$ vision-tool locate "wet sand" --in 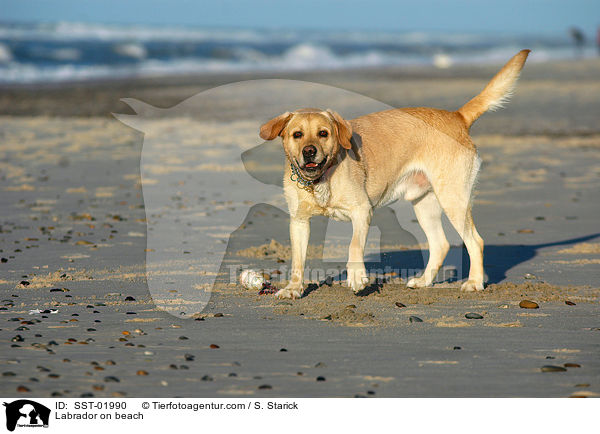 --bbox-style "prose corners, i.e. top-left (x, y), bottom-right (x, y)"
top-left (1, 58), bottom-right (599, 397)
